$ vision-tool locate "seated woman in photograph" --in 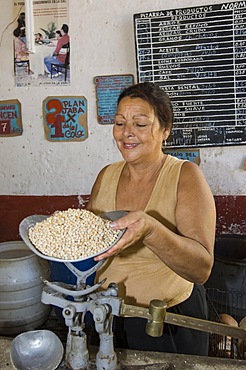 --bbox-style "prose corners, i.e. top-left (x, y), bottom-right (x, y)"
top-left (13, 27), bottom-right (29, 64)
